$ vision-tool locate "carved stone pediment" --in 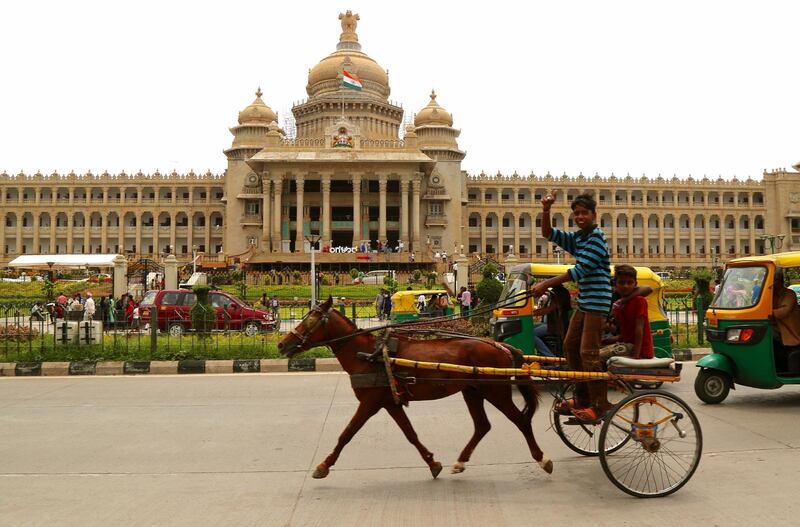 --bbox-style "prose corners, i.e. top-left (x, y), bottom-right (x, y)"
top-left (325, 118), bottom-right (361, 149)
